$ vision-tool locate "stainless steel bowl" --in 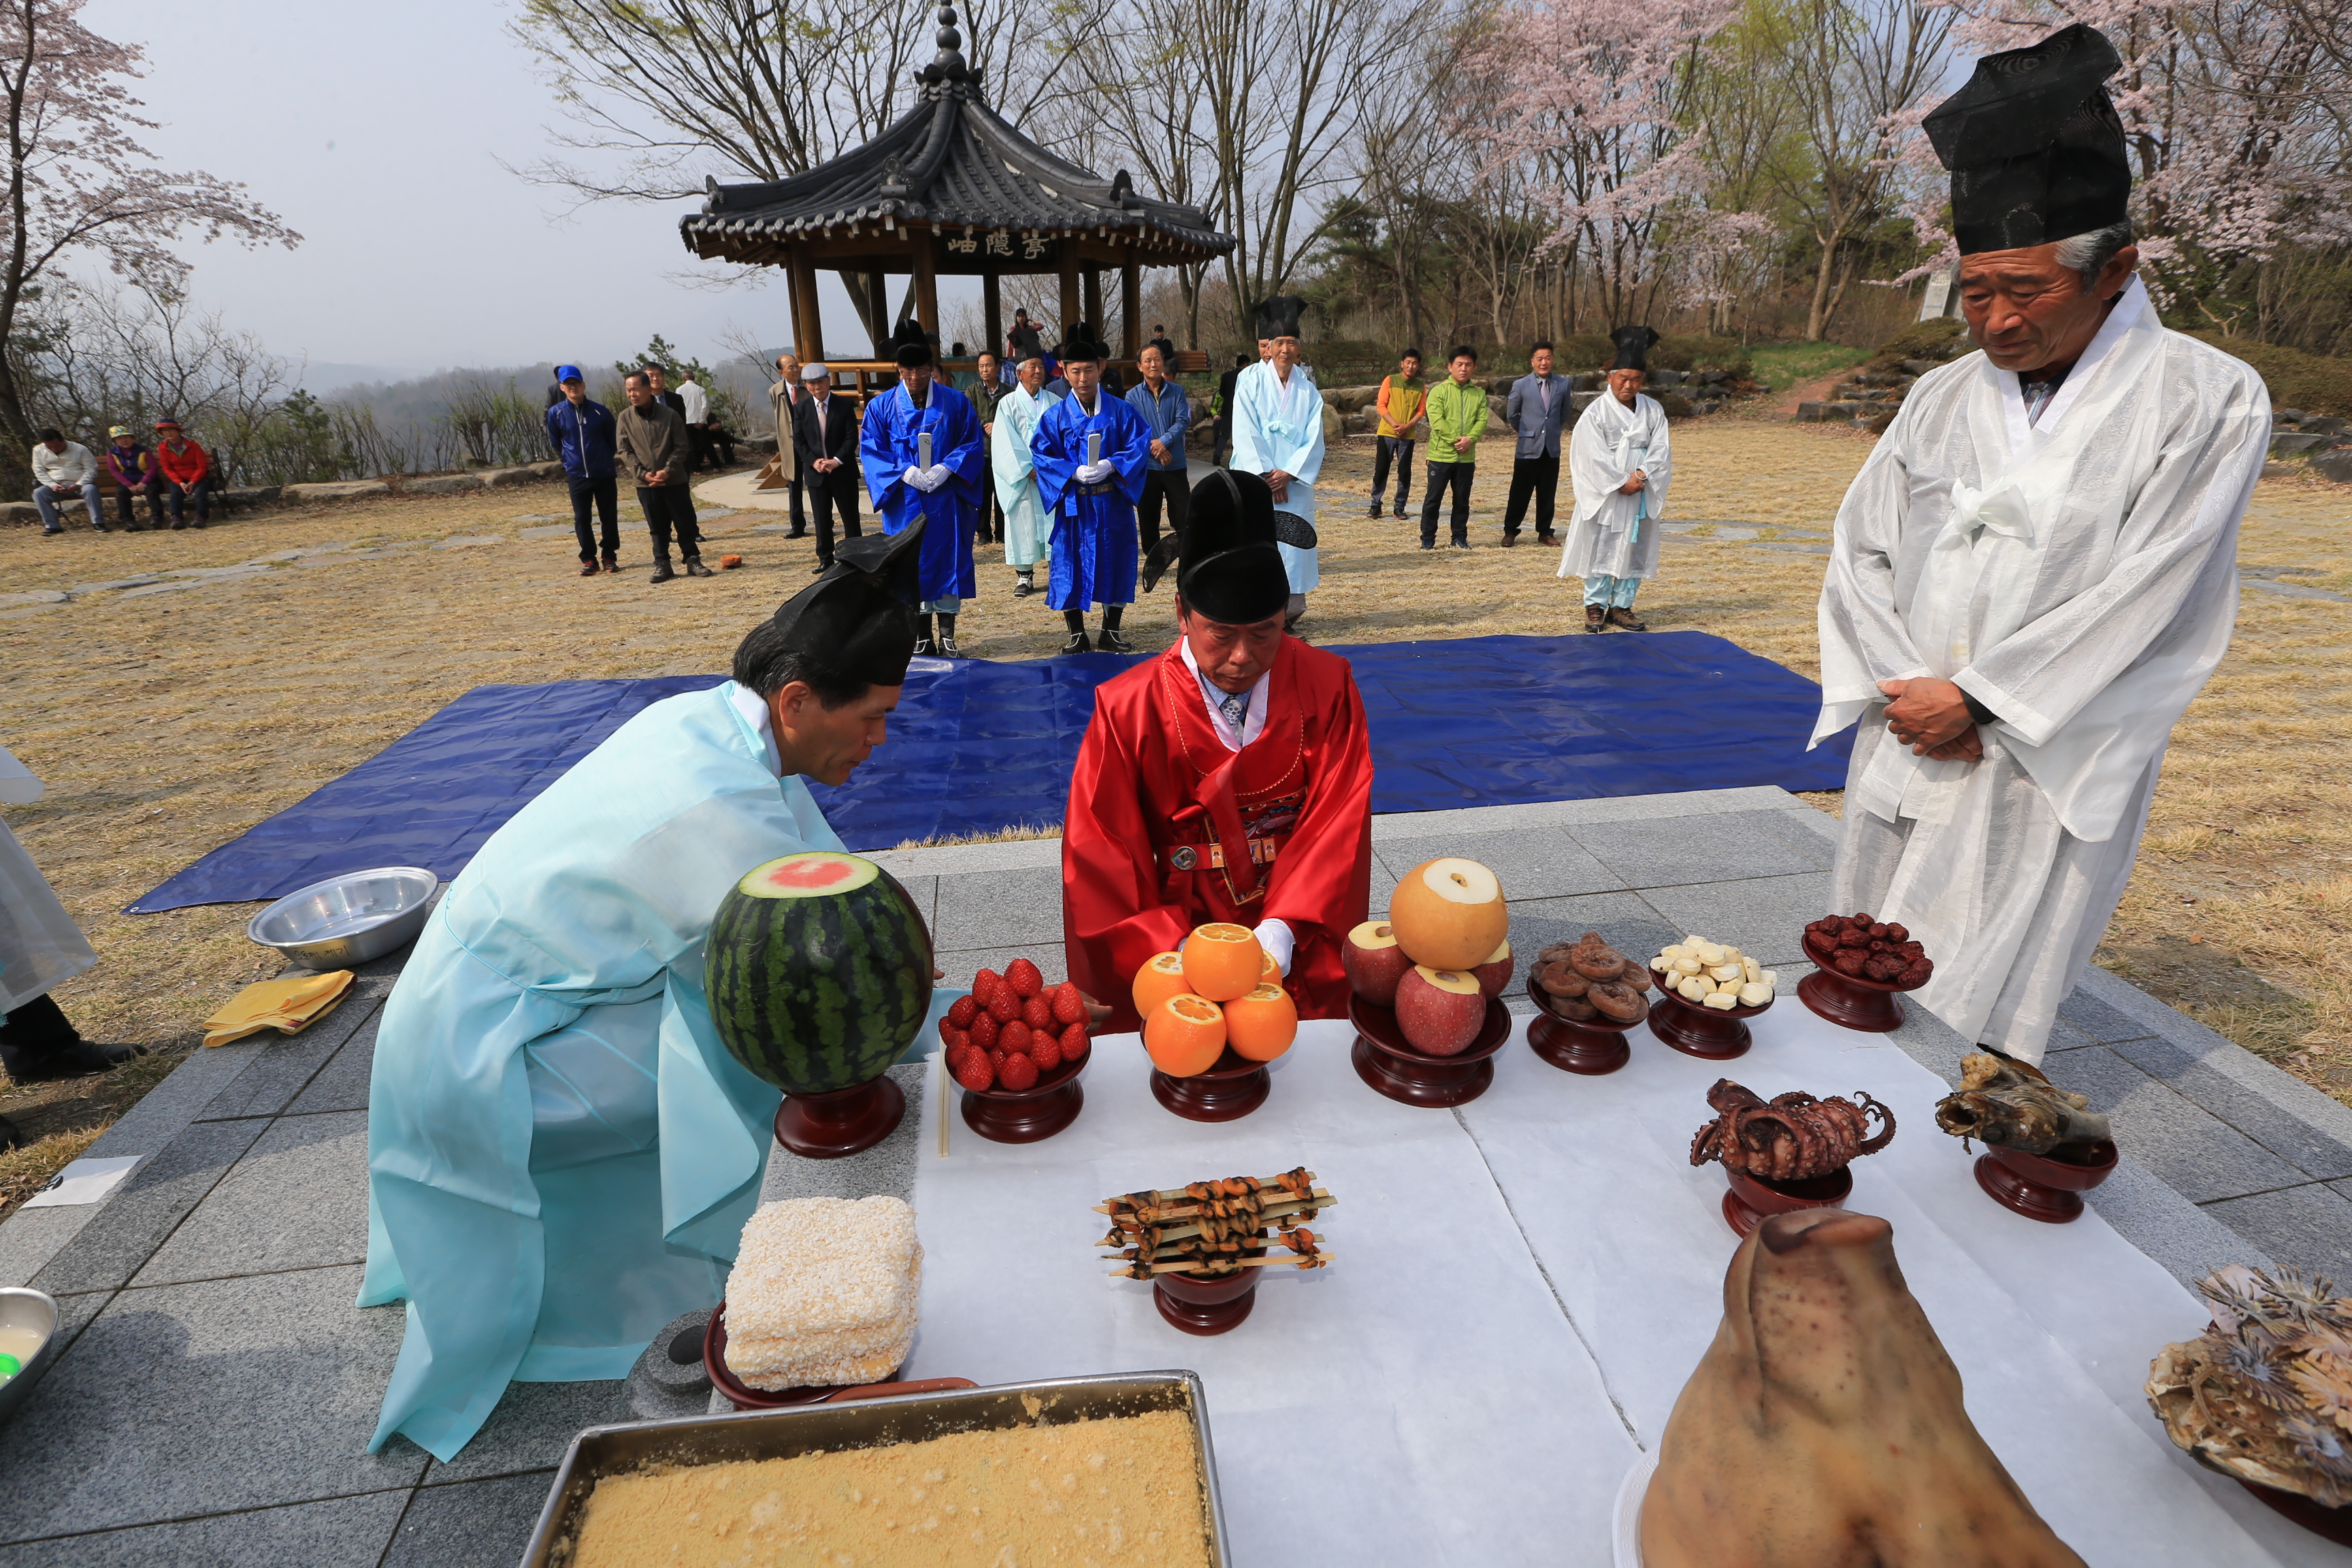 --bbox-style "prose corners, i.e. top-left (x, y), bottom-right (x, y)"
top-left (0, 1286), bottom-right (60, 1426)
top-left (246, 866), bottom-right (438, 970)
top-left (521, 1370), bottom-right (1229, 1566)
